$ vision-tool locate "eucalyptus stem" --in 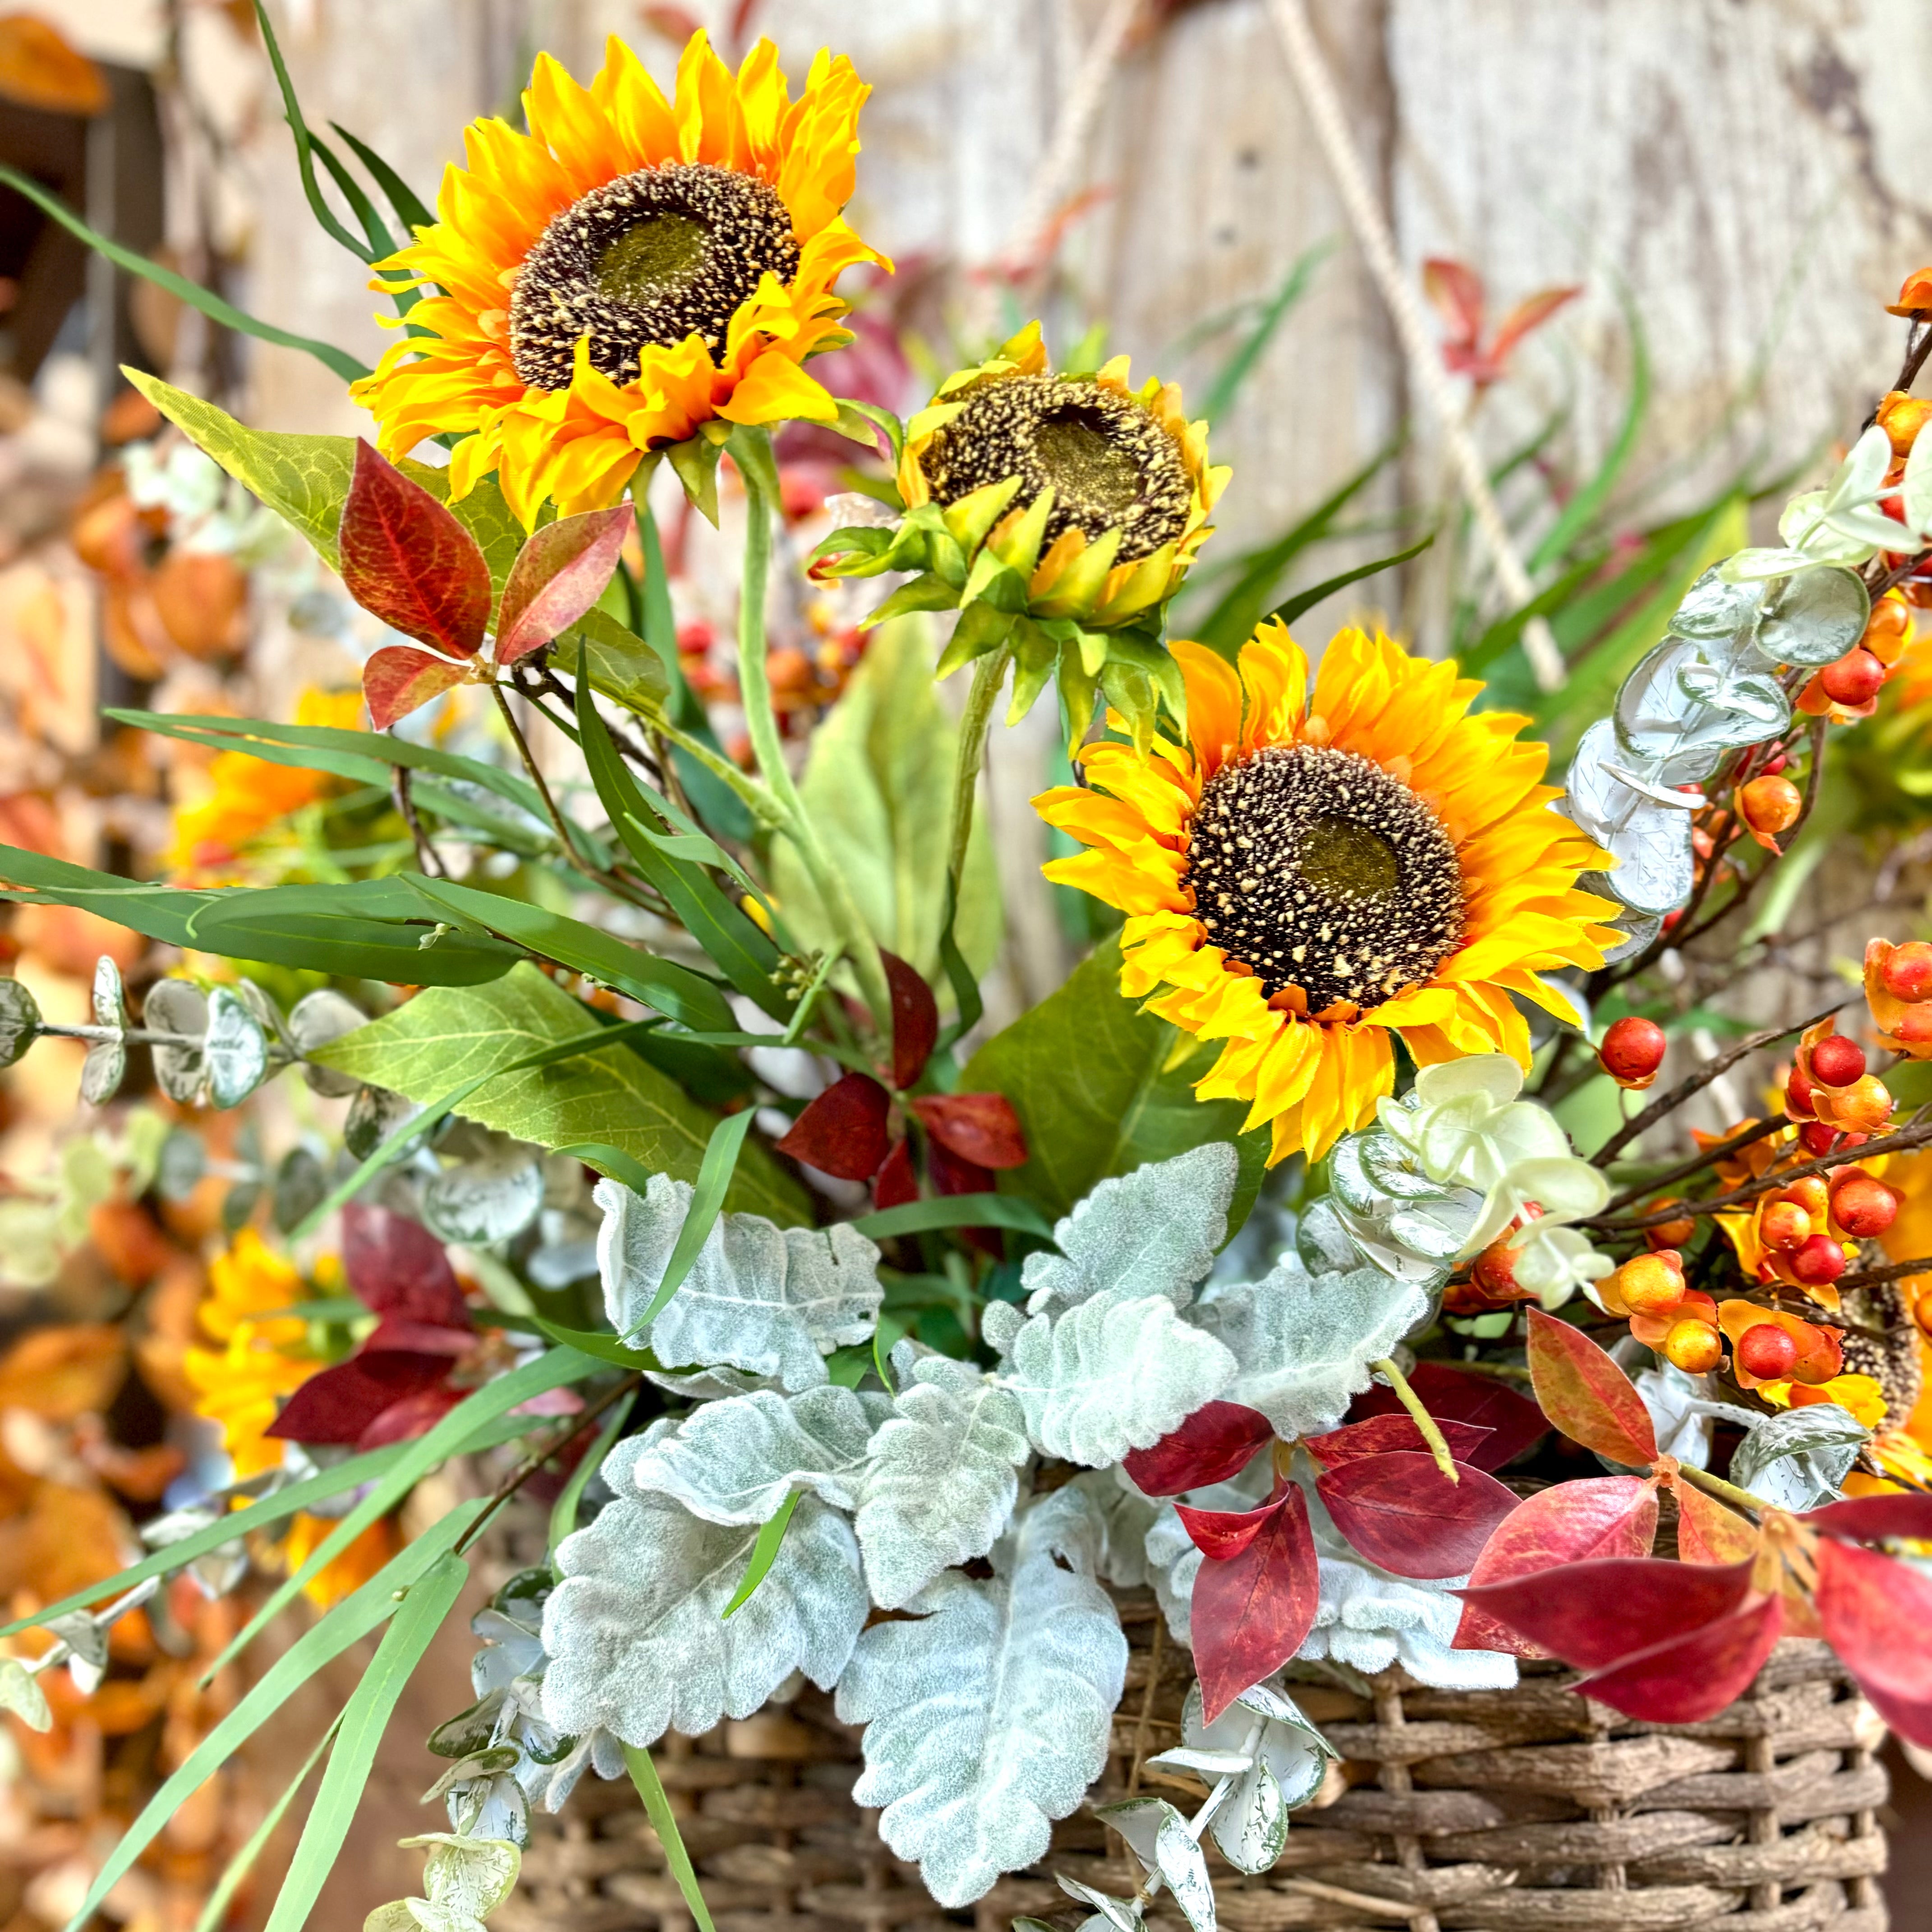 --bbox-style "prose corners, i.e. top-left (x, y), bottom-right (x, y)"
top-left (729, 427), bottom-right (892, 1028)
top-left (1674, 1461), bottom-right (1764, 1518)
top-left (948, 644), bottom-right (1012, 886)
top-left (1371, 1356), bottom-right (1459, 1483)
